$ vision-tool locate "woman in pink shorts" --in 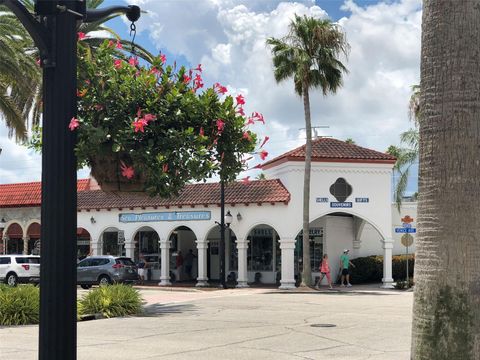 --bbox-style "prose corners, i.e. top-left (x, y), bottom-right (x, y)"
top-left (317, 254), bottom-right (333, 289)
